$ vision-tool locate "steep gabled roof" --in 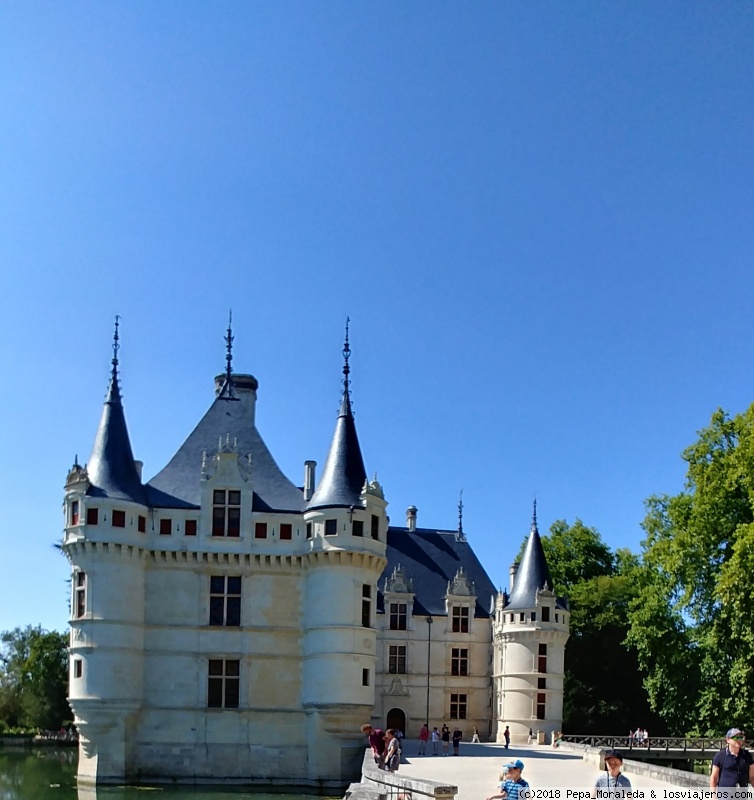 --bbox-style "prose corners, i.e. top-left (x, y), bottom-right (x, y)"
top-left (380, 527), bottom-right (498, 619)
top-left (146, 380), bottom-right (305, 512)
top-left (86, 323), bottom-right (146, 505)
